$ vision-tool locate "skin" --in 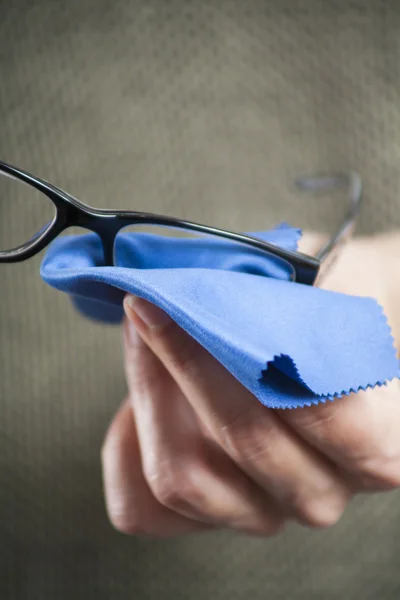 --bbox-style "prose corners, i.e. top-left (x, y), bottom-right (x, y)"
top-left (101, 231), bottom-right (400, 538)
